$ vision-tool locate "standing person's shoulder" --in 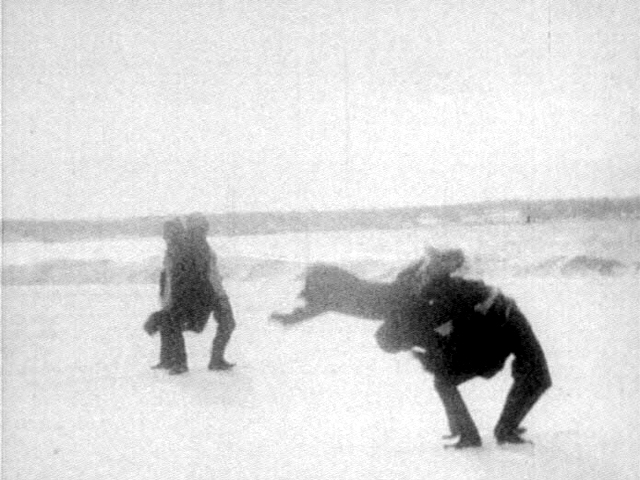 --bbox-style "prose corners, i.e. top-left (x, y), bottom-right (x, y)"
top-left (447, 275), bottom-right (492, 303)
top-left (450, 275), bottom-right (488, 291)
